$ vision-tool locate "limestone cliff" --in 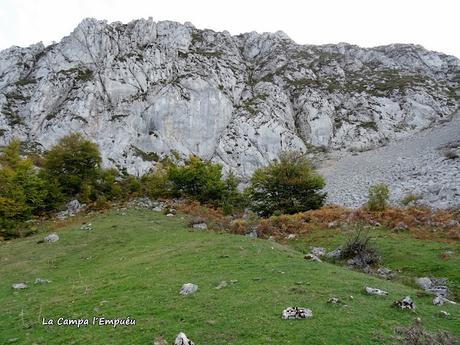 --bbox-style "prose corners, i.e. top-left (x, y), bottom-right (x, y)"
top-left (0, 18), bottom-right (459, 187)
